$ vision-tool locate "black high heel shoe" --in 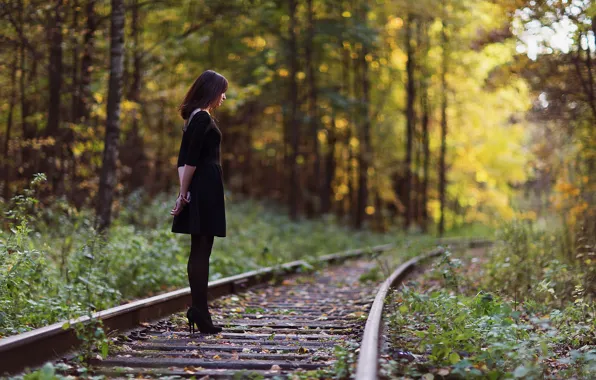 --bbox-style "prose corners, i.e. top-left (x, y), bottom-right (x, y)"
top-left (187, 306), bottom-right (222, 334)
